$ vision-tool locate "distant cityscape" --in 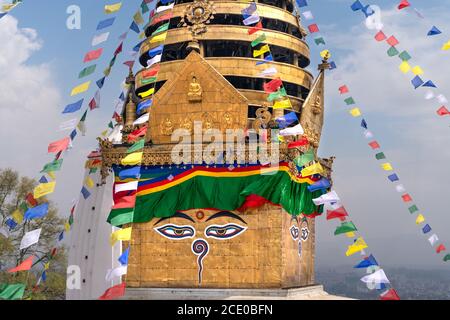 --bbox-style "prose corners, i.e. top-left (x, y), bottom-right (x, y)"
top-left (316, 267), bottom-right (450, 300)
